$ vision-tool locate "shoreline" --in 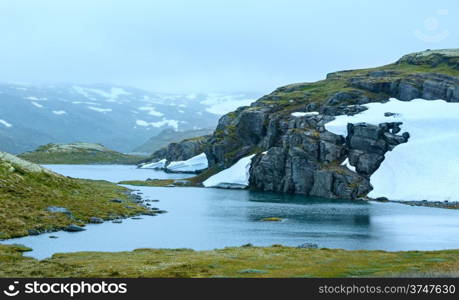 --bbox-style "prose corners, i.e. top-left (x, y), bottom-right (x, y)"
top-left (1, 244), bottom-right (458, 278)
